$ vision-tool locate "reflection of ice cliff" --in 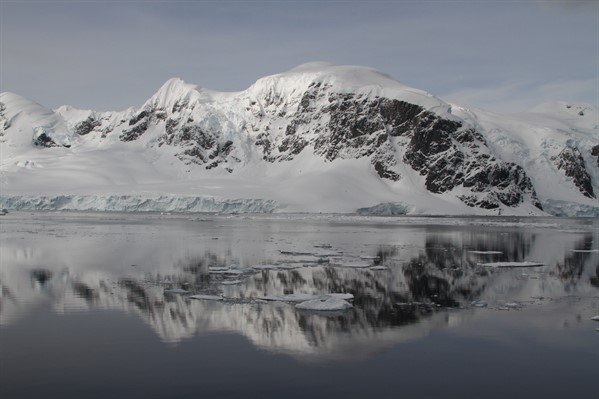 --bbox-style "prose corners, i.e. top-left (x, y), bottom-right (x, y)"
top-left (2, 226), bottom-right (597, 359)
